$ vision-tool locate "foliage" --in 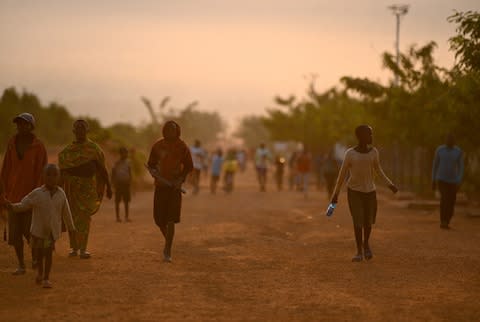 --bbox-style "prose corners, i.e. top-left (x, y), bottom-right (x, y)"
top-left (234, 115), bottom-right (270, 149)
